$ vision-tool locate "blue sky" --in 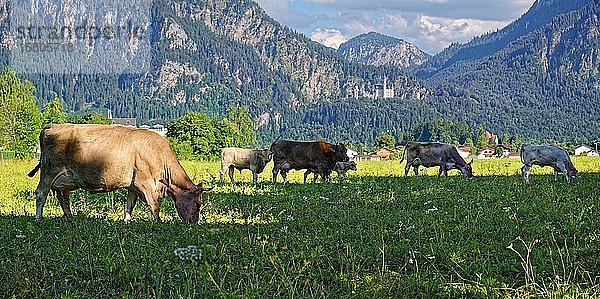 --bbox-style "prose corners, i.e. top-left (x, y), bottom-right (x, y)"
top-left (254, 0), bottom-right (536, 54)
